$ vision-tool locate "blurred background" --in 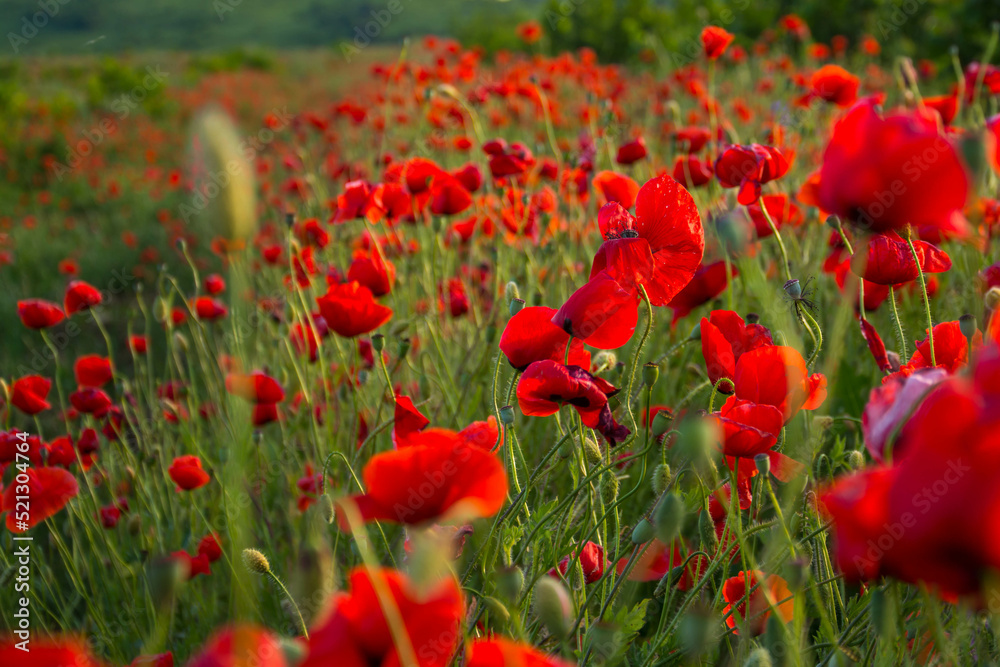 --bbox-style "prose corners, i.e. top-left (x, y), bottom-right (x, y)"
top-left (0, 0), bottom-right (996, 63)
